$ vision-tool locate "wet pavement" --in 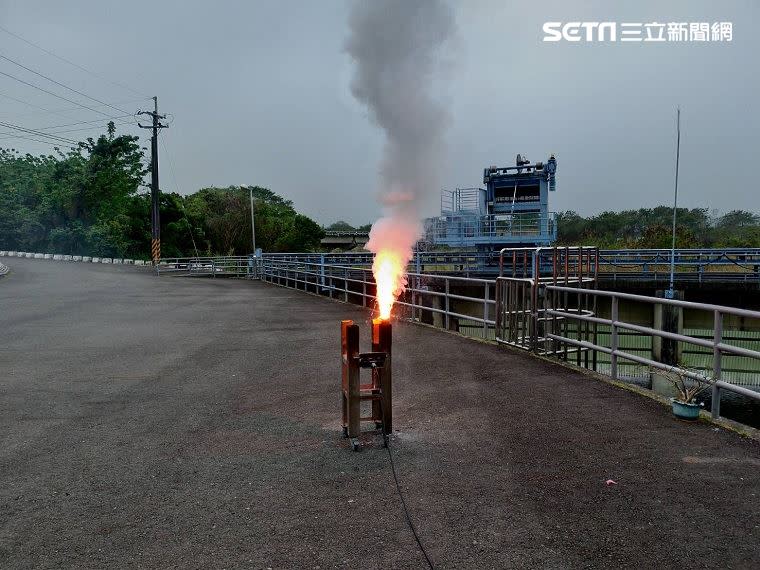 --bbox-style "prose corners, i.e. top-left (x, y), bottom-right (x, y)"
top-left (1, 258), bottom-right (759, 569)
